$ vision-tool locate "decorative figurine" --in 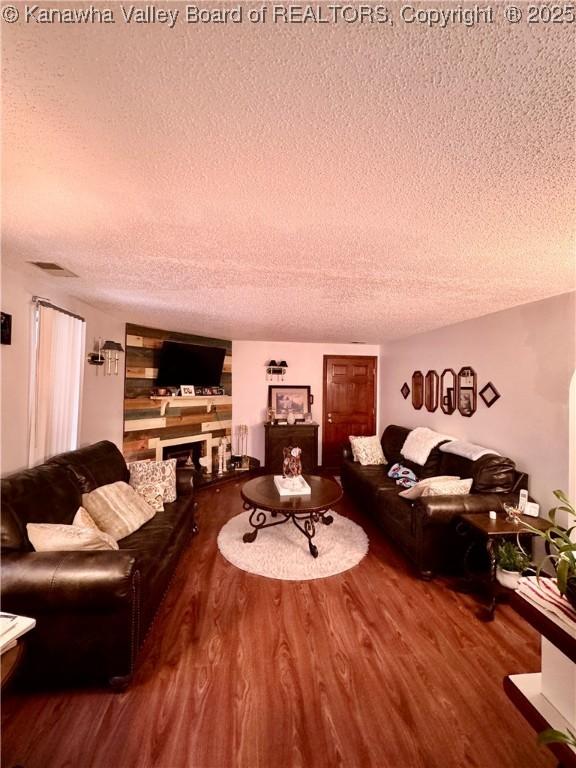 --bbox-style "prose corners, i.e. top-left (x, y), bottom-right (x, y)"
top-left (282, 446), bottom-right (302, 479)
top-left (217, 437), bottom-right (227, 476)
